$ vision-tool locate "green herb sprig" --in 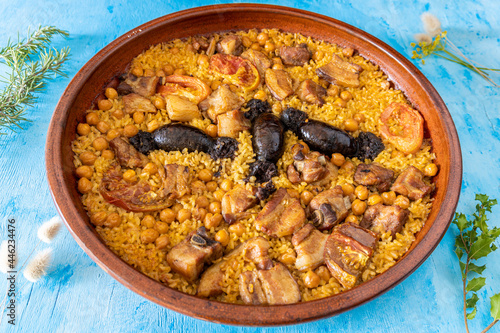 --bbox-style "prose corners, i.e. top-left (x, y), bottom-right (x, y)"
top-left (453, 194), bottom-right (500, 333)
top-left (0, 26), bottom-right (70, 135)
